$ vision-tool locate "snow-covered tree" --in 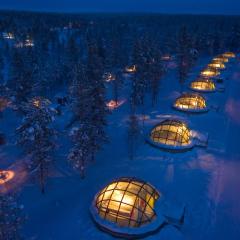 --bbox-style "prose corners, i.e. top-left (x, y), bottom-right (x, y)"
top-left (69, 61), bottom-right (99, 178)
top-left (0, 194), bottom-right (24, 240)
top-left (127, 106), bottom-right (140, 160)
top-left (16, 99), bottom-right (56, 194)
top-left (0, 50), bottom-right (4, 83)
top-left (131, 39), bottom-right (148, 107)
top-left (177, 26), bottom-right (192, 90)
top-left (229, 24), bottom-right (240, 51)
top-left (8, 48), bottom-right (38, 106)
top-left (86, 40), bottom-right (108, 162)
